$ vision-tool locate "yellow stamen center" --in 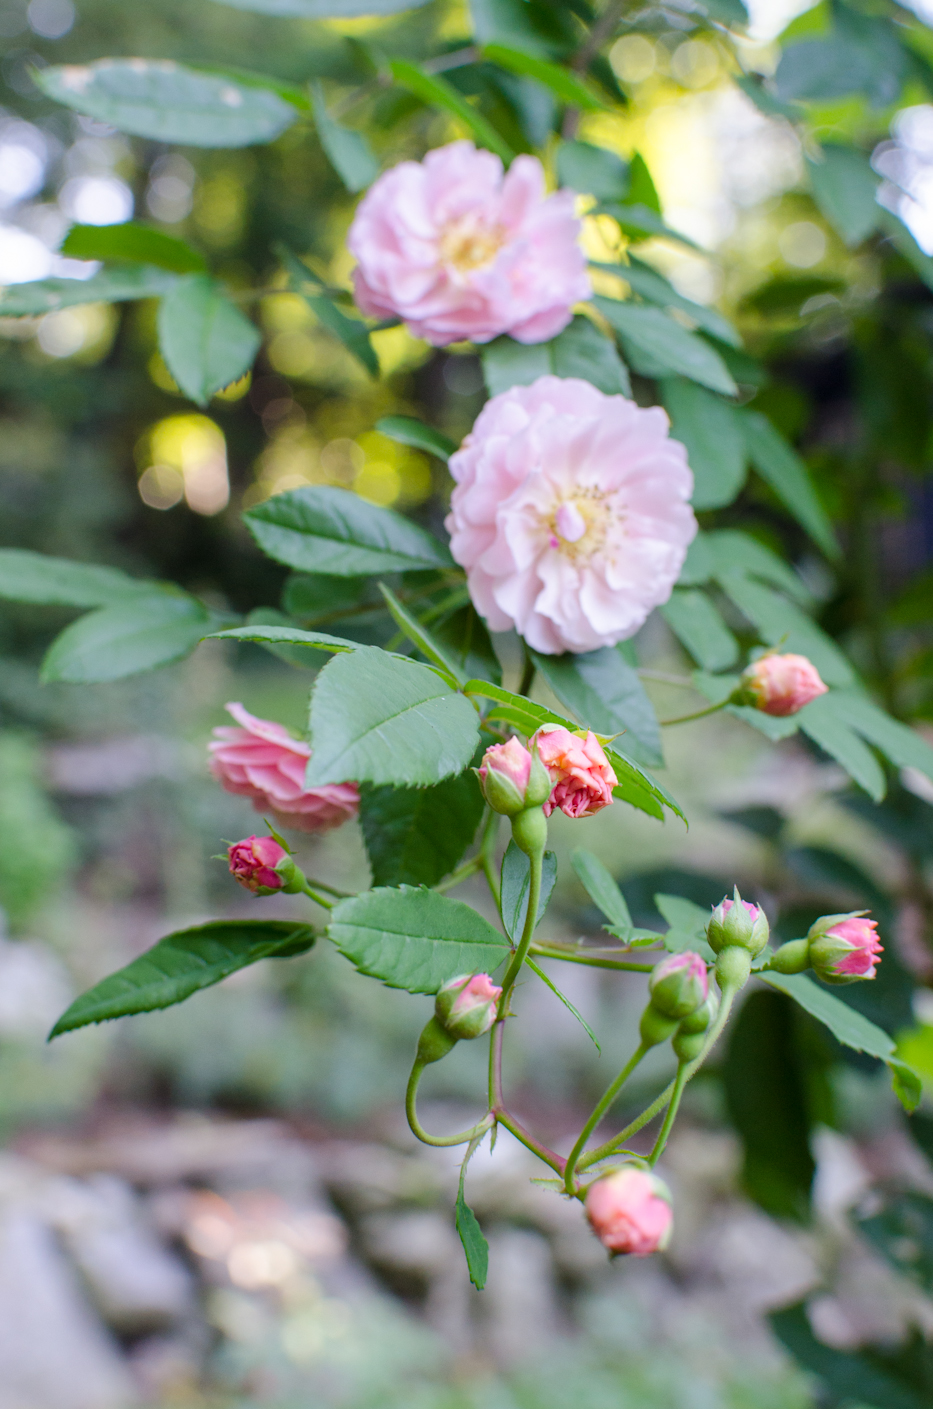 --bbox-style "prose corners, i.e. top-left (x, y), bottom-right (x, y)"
top-left (548, 490), bottom-right (614, 562)
top-left (439, 216), bottom-right (505, 273)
